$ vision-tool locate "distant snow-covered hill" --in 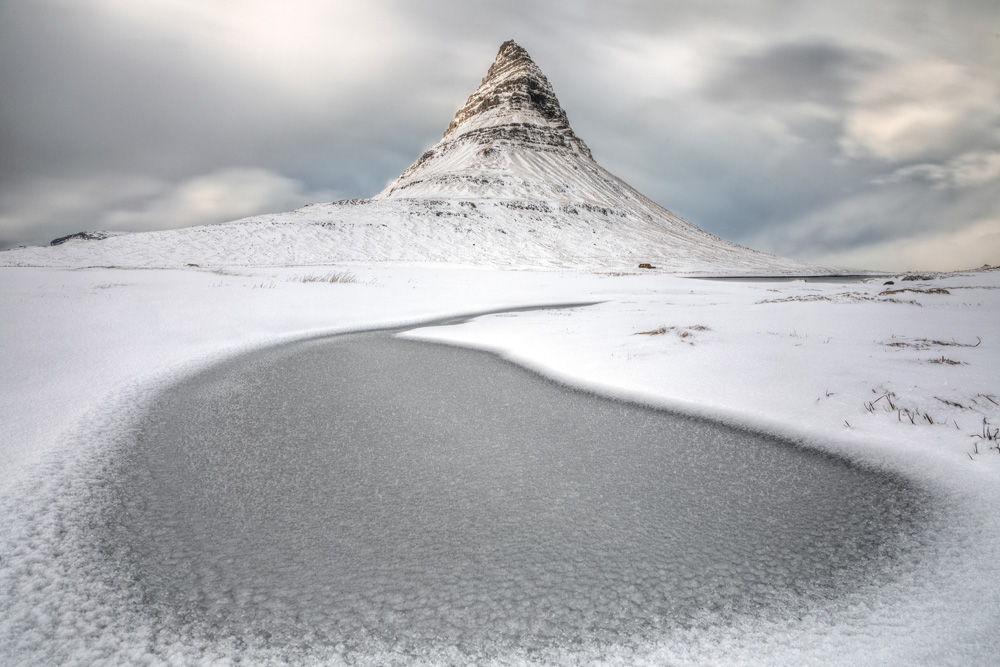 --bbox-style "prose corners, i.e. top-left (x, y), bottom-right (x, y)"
top-left (1, 41), bottom-right (840, 274)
